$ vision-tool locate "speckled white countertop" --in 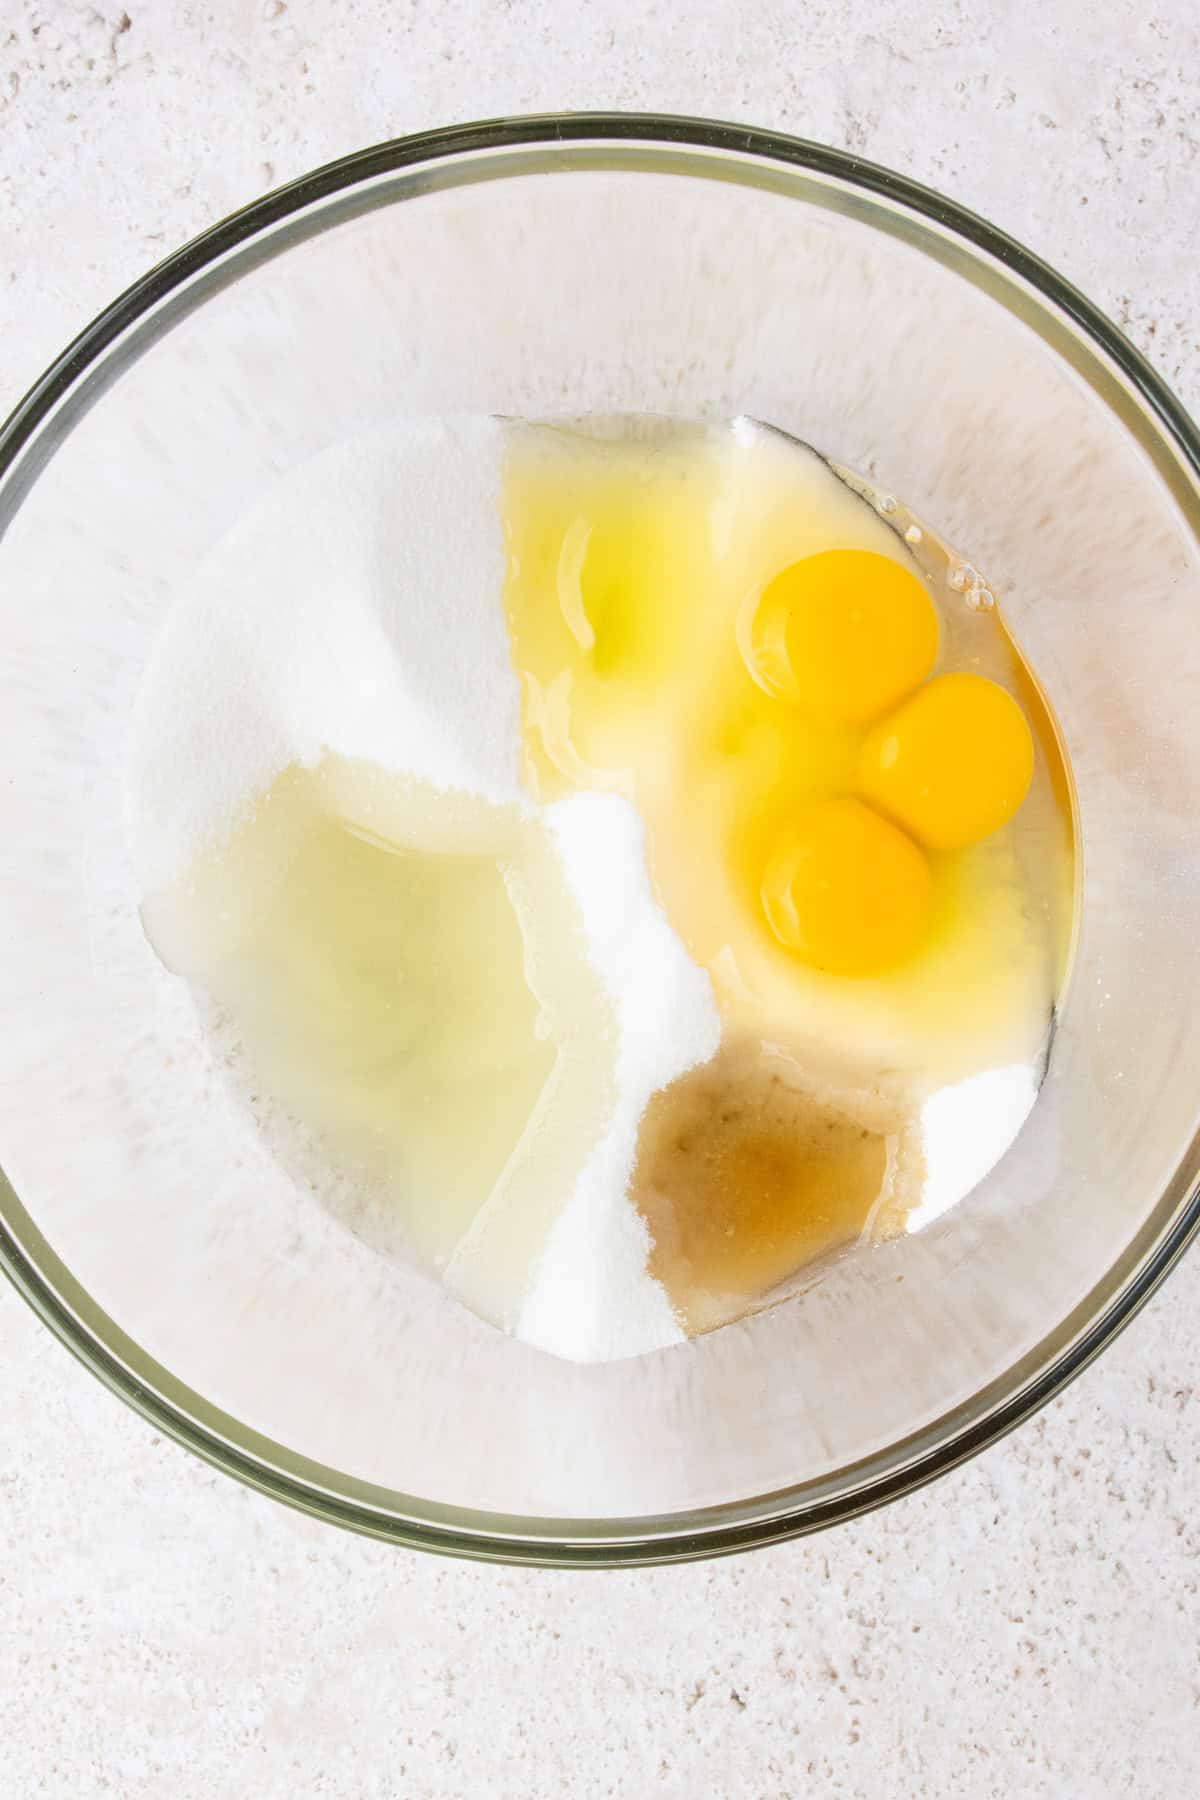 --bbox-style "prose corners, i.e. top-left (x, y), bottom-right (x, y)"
top-left (2, 4), bottom-right (1199, 1795)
